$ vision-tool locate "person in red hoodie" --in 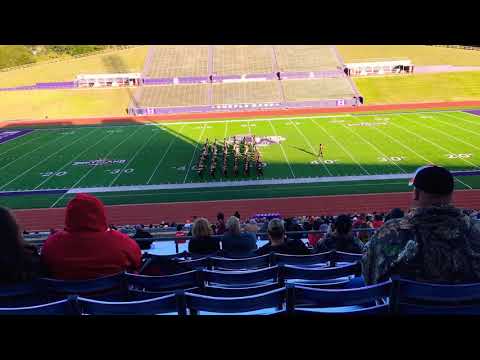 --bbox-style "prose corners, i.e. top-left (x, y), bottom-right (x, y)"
top-left (41, 193), bottom-right (141, 280)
